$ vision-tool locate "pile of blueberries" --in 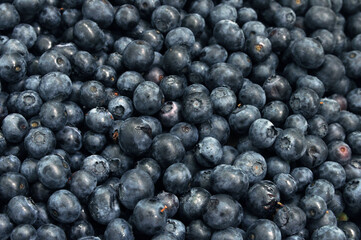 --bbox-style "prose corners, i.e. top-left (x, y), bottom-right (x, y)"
top-left (0, 0), bottom-right (361, 239)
